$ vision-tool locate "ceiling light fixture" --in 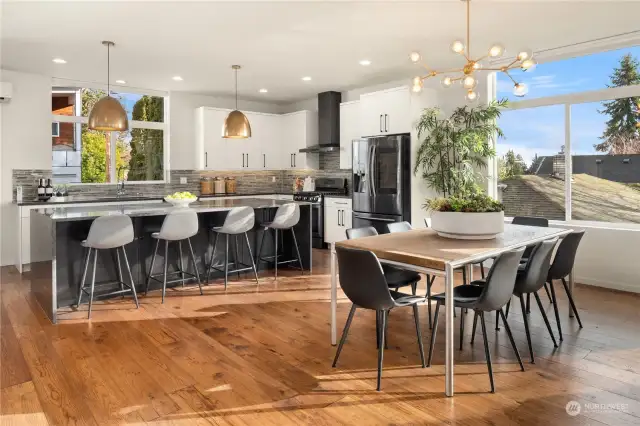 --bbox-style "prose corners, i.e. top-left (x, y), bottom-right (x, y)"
top-left (359, 60), bottom-right (371, 66)
top-left (410, 0), bottom-right (535, 100)
top-left (259, 88), bottom-right (268, 93)
top-left (301, 76), bottom-right (312, 81)
top-left (115, 80), bottom-right (126, 84)
top-left (172, 76), bottom-right (183, 81)
top-left (52, 58), bottom-right (67, 64)
top-left (222, 65), bottom-right (252, 139)
top-left (88, 41), bottom-right (128, 132)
